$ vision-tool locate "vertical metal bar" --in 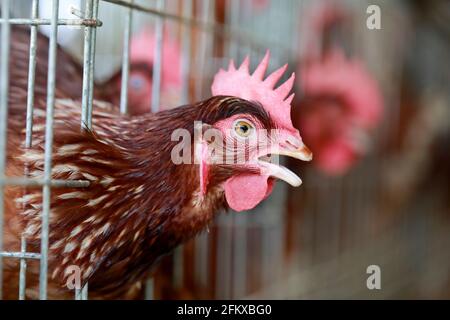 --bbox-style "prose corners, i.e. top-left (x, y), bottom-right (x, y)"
top-left (232, 214), bottom-right (247, 298)
top-left (194, 2), bottom-right (214, 287)
top-left (25, 0), bottom-right (39, 149)
top-left (215, 216), bottom-right (232, 299)
top-left (144, 278), bottom-right (154, 300)
top-left (232, 0), bottom-right (255, 299)
top-left (195, 232), bottom-right (209, 288)
top-left (227, 0), bottom-right (240, 60)
top-left (215, 0), bottom-right (239, 300)
top-left (172, 246), bottom-right (184, 289)
top-left (180, 0), bottom-right (192, 105)
top-left (39, 0), bottom-right (59, 300)
top-left (172, 0), bottom-right (193, 289)
top-left (74, 282), bottom-right (88, 300)
top-left (195, 0), bottom-right (211, 100)
top-left (19, 0), bottom-right (40, 300)
top-left (148, 0), bottom-right (163, 298)
top-left (87, 0), bottom-right (99, 128)
top-left (290, 0), bottom-right (300, 63)
top-left (141, 0), bottom-right (164, 298)
top-left (74, 287), bottom-right (81, 300)
top-left (261, 221), bottom-right (269, 290)
top-left (19, 236), bottom-right (27, 300)
top-left (150, 0), bottom-right (164, 113)
top-left (81, 0), bottom-right (93, 129)
top-left (0, 0), bottom-right (11, 300)
top-left (79, 0), bottom-right (99, 299)
top-left (81, 282), bottom-right (88, 300)
top-left (242, 0), bottom-right (253, 55)
top-left (119, 0), bottom-right (133, 114)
